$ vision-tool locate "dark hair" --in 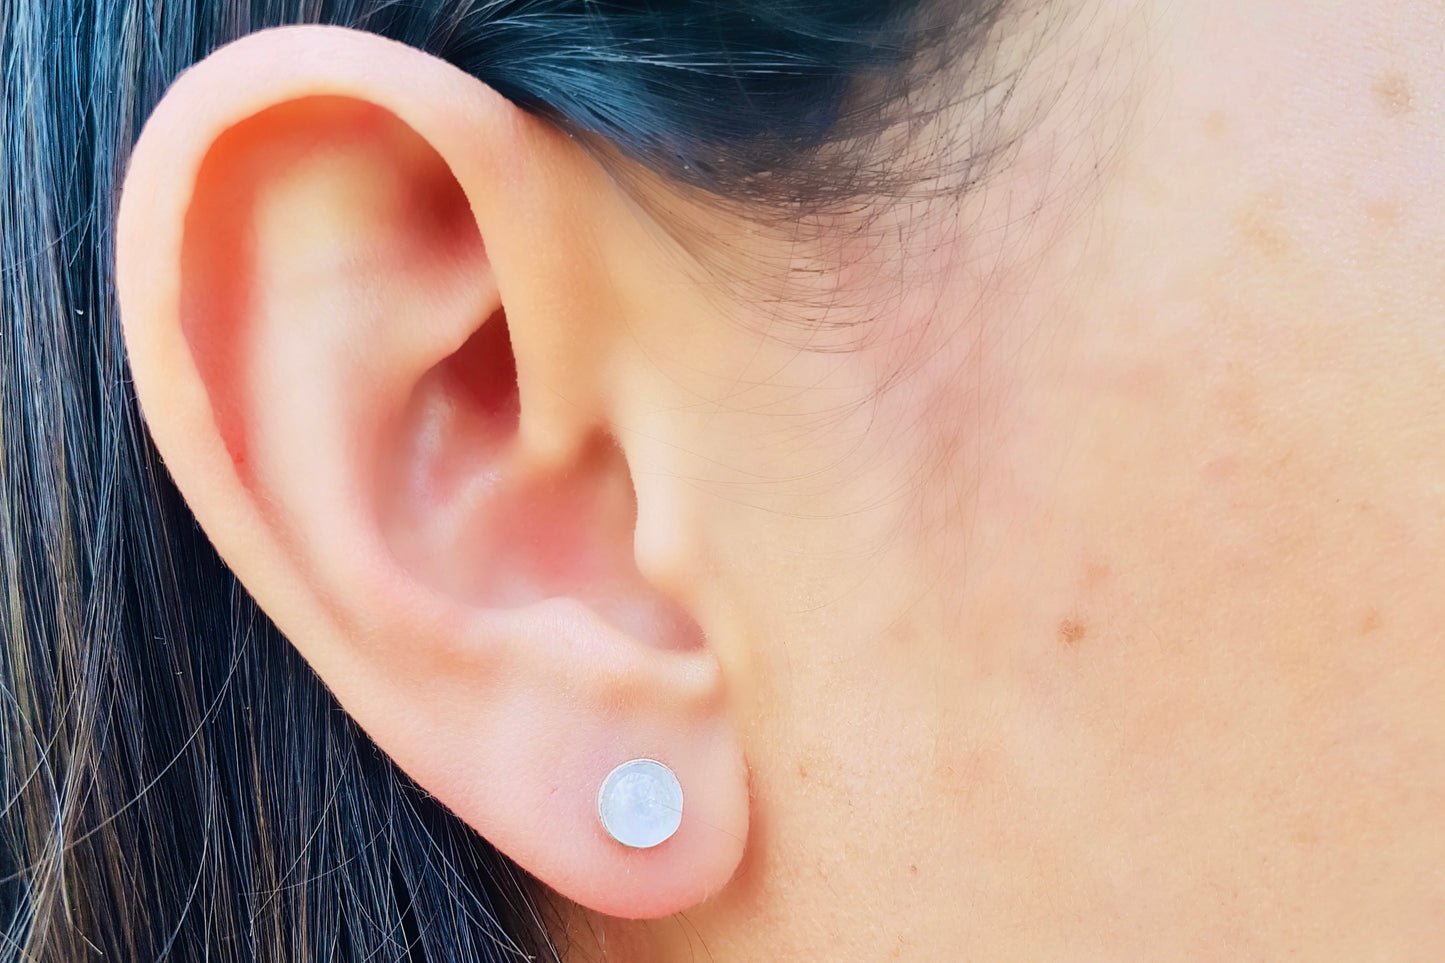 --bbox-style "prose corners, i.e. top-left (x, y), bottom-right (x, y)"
top-left (0, 1), bottom-right (1009, 958)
